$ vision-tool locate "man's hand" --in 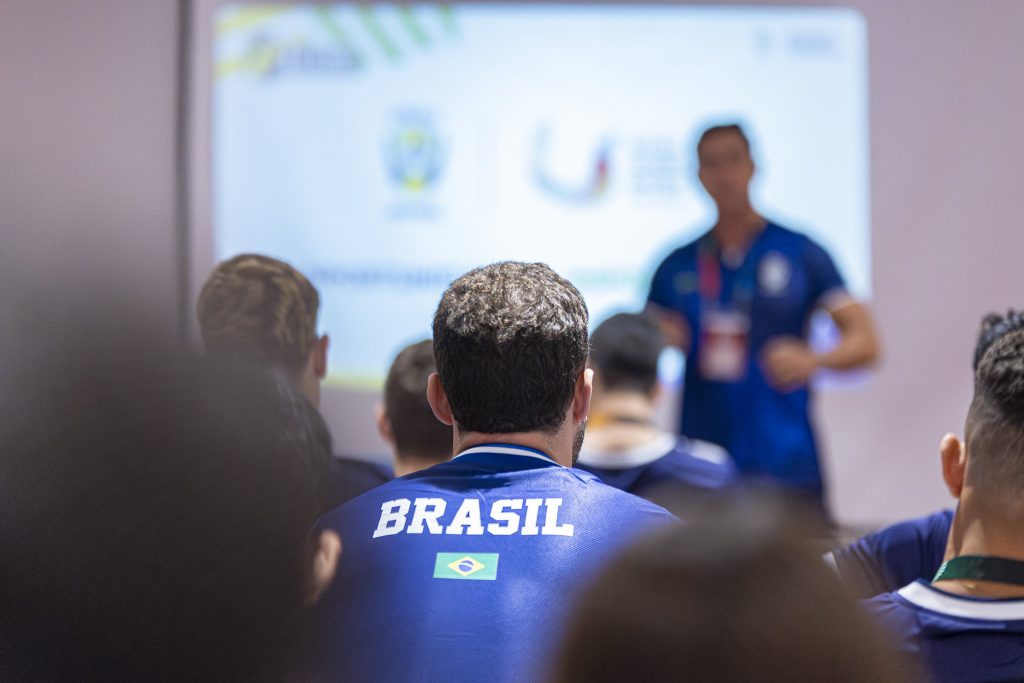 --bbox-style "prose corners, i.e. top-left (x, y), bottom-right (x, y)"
top-left (761, 337), bottom-right (818, 391)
